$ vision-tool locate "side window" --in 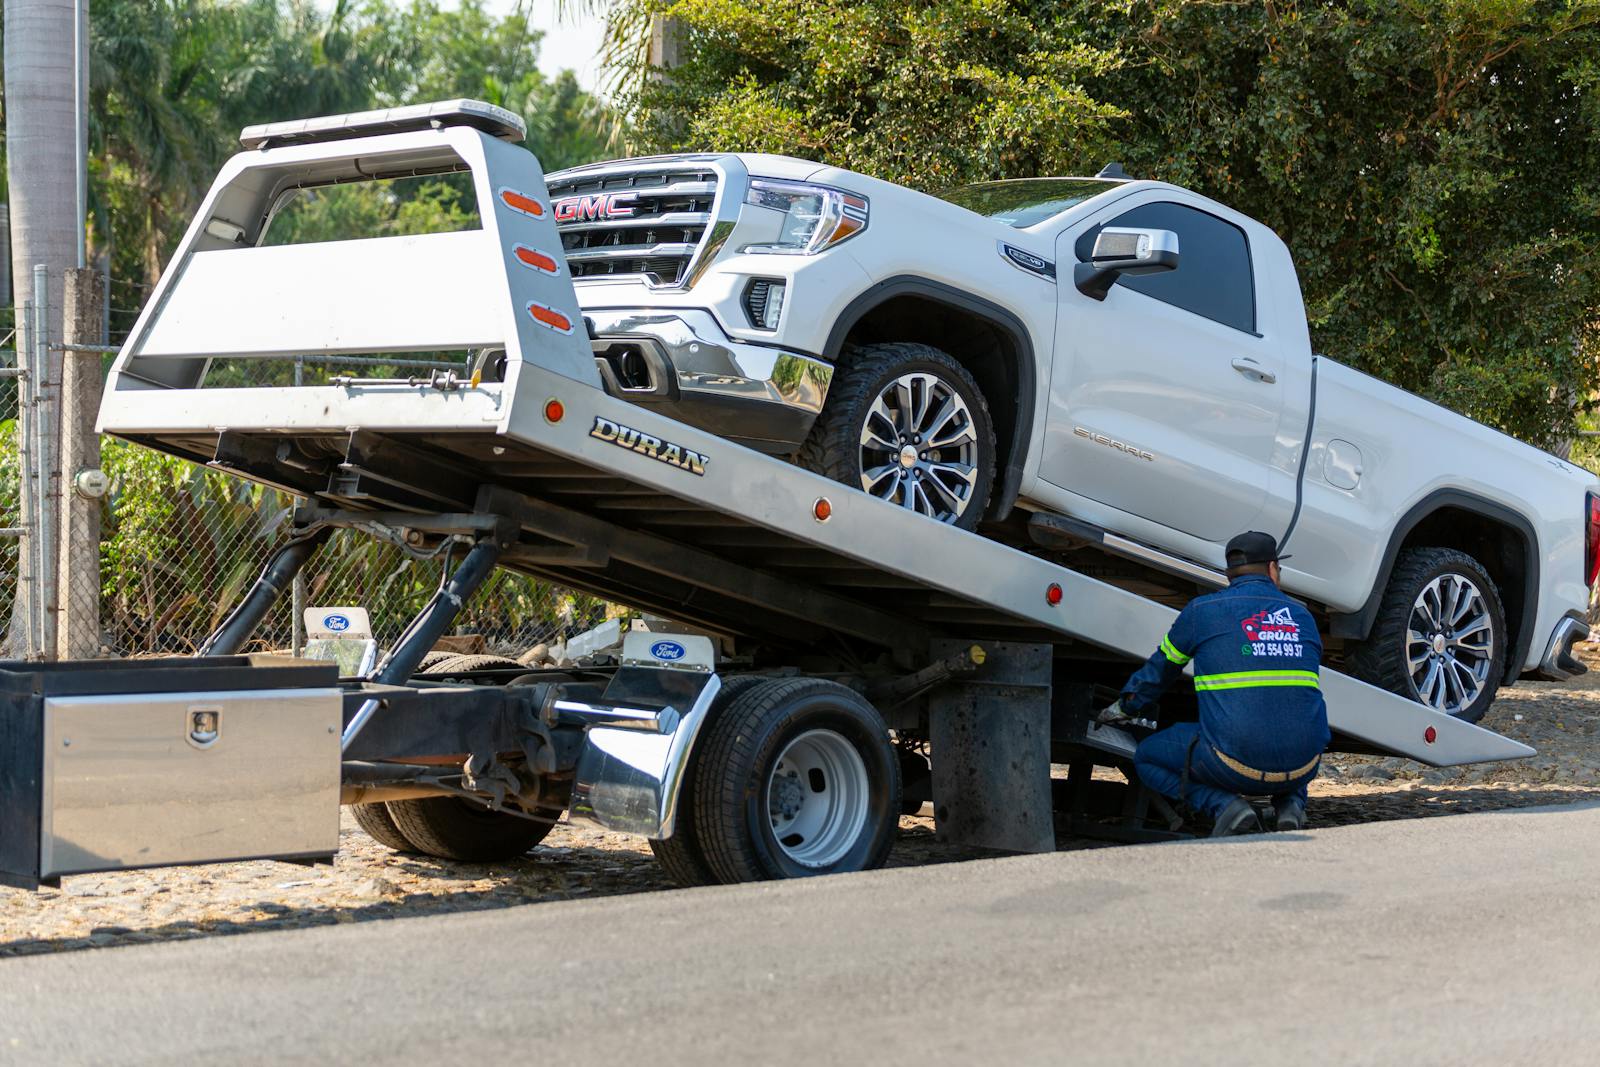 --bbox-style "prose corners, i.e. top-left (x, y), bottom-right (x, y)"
top-left (1075, 202), bottom-right (1256, 334)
